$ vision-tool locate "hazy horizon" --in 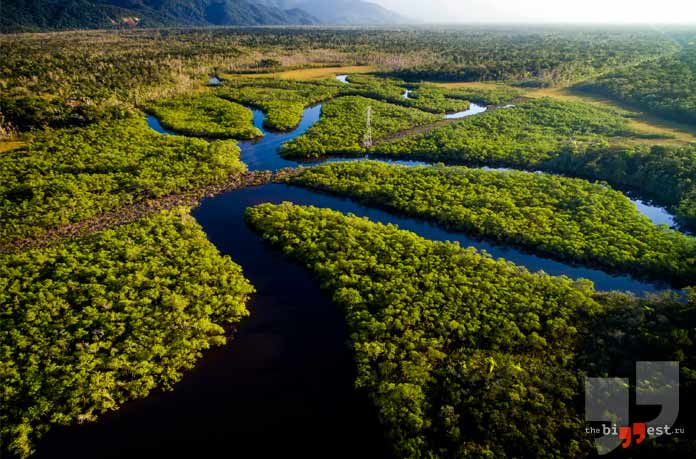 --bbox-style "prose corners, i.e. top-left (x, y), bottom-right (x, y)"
top-left (374, 0), bottom-right (696, 24)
